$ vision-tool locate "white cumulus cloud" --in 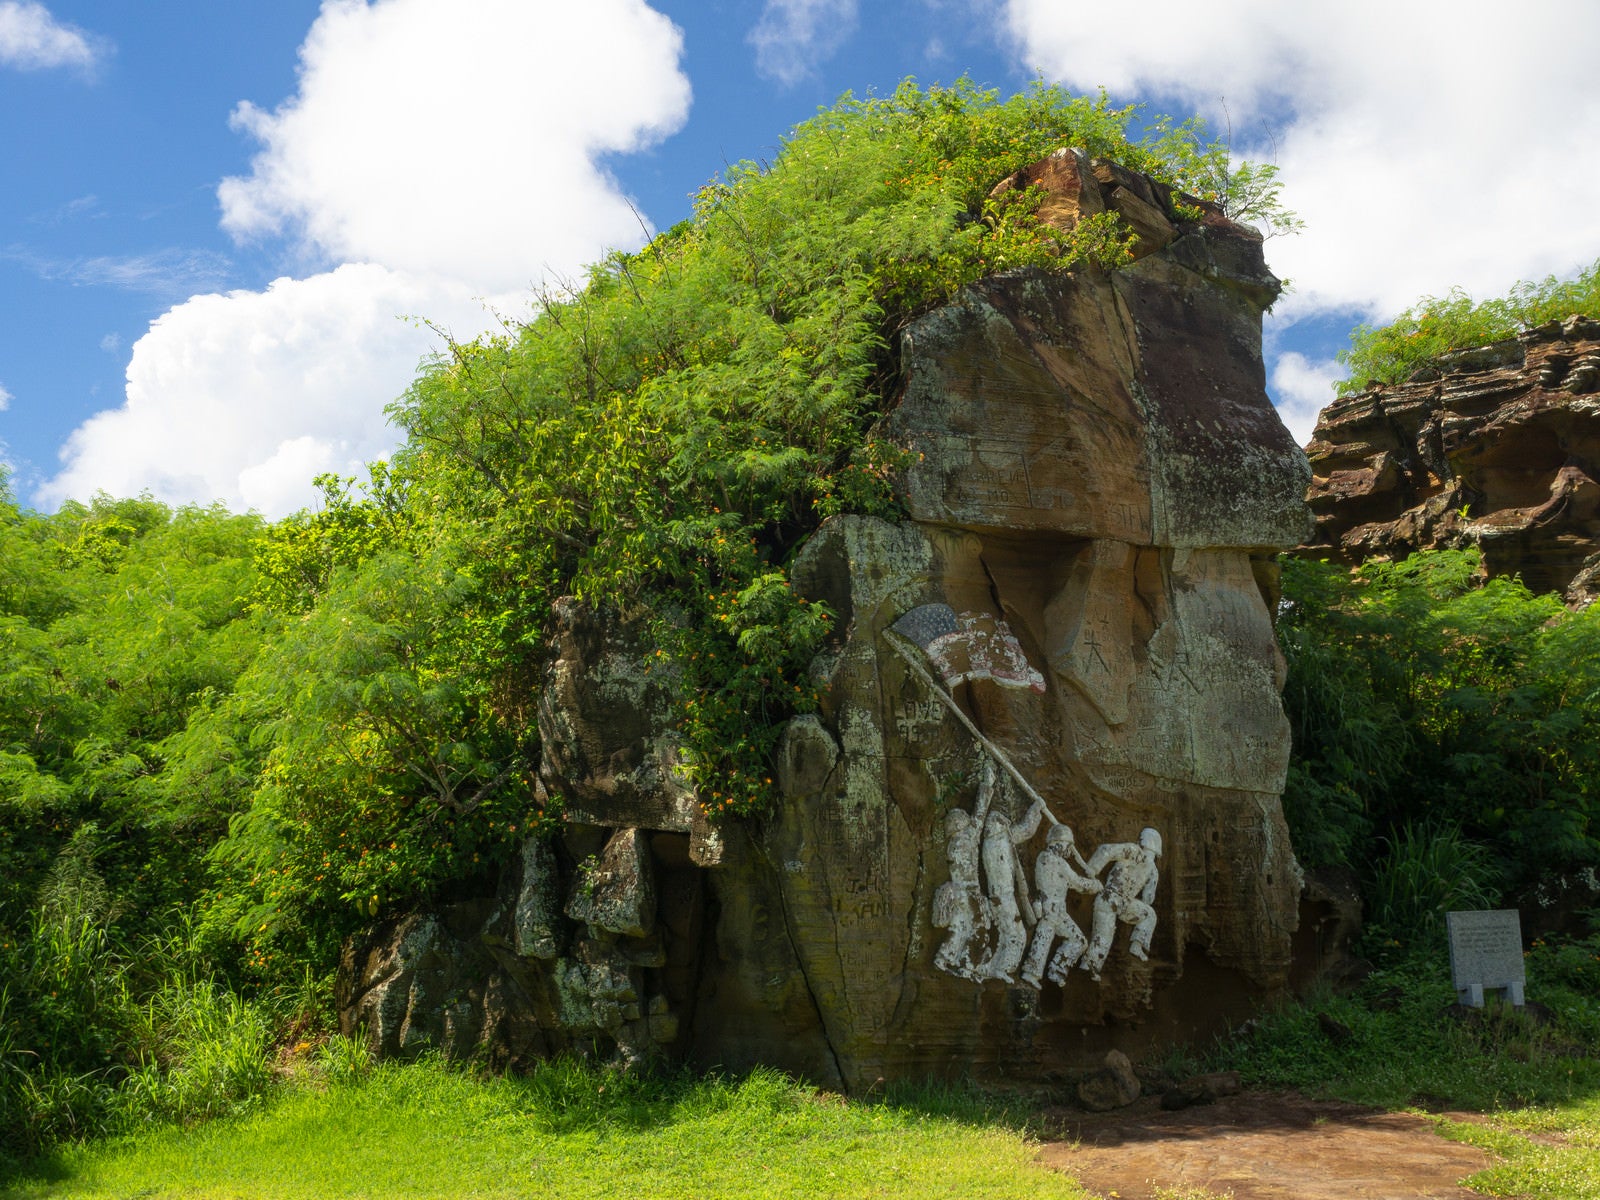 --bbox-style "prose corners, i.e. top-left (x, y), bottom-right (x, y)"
top-left (217, 0), bottom-right (690, 293)
top-left (0, 1), bottom-right (99, 70)
top-left (1269, 352), bottom-right (1345, 448)
top-left (45, 0), bottom-right (691, 517)
top-left (38, 266), bottom-right (492, 514)
top-left (1002, 0), bottom-right (1600, 419)
top-left (748, 0), bottom-right (858, 85)
top-left (0, 381), bottom-right (12, 412)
